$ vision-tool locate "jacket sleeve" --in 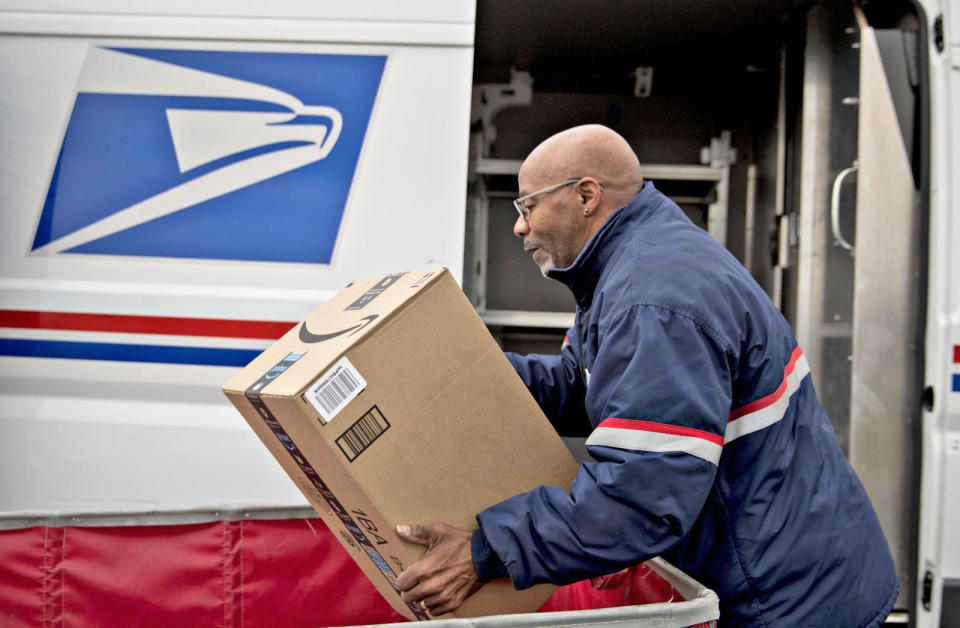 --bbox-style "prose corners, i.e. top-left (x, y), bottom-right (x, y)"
top-left (477, 304), bottom-right (732, 588)
top-left (505, 328), bottom-right (589, 436)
